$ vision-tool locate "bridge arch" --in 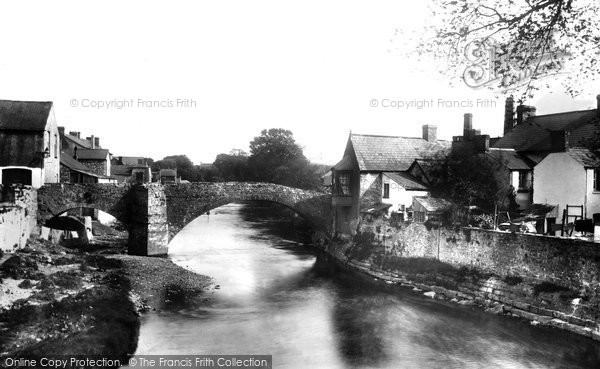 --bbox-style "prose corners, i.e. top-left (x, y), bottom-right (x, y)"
top-left (37, 183), bottom-right (132, 226)
top-left (163, 183), bottom-right (332, 243)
